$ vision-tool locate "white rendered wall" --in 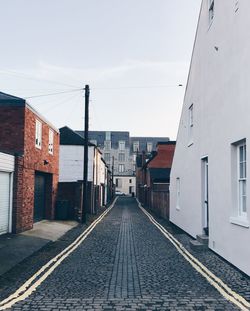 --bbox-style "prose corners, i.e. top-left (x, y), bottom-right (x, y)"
top-left (115, 176), bottom-right (136, 195)
top-left (59, 145), bottom-right (94, 182)
top-left (170, 0), bottom-right (250, 276)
